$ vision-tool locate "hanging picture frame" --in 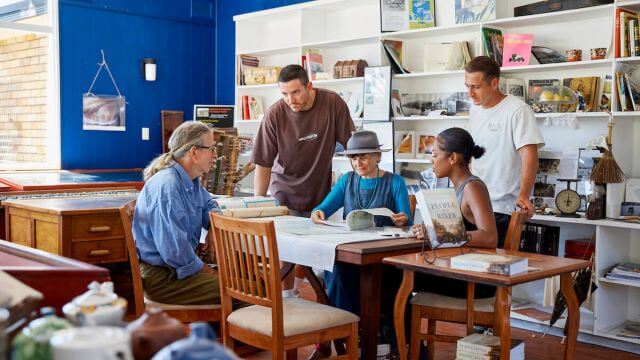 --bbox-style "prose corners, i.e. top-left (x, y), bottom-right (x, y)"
top-left (83, 50), bottom-right (127, 131)
top-left (363, 66), bottom-right (392, 121)
top-left (82, 94), bottom-right (126, 131)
